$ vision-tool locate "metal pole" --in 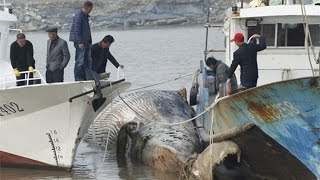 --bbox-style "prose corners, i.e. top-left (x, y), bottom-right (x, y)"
top-left (204, 7), bottom-right (211, 61)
